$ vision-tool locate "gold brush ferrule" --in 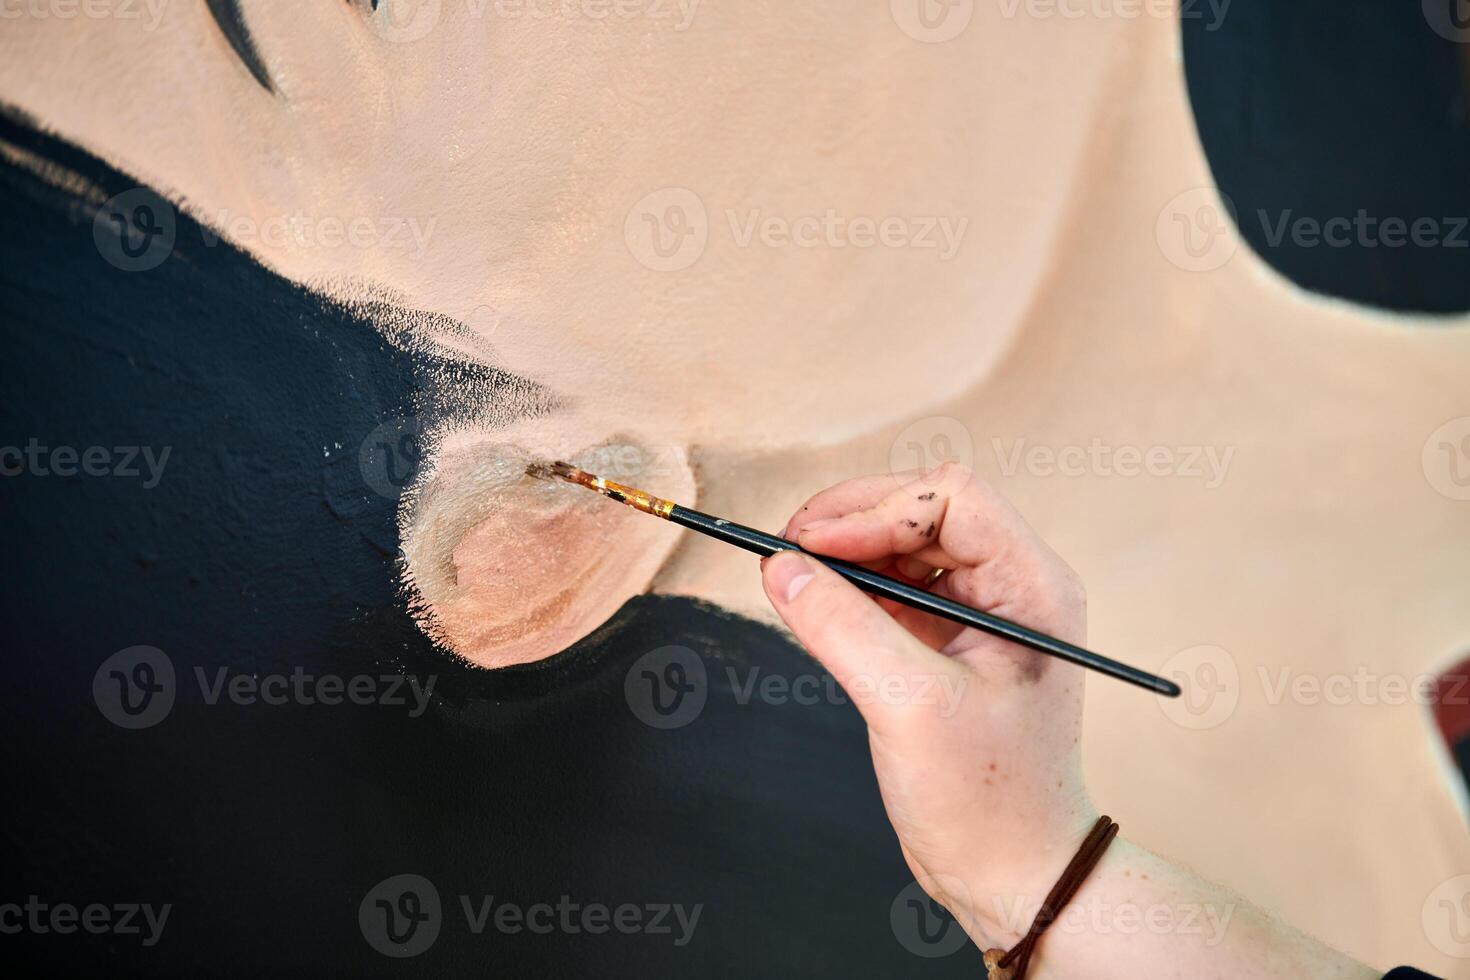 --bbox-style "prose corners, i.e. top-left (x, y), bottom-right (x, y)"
top-left (533, 461), bottom-right (675, 519)
top-left (597, 478), bottom-right (675, 519)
